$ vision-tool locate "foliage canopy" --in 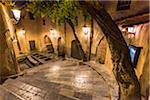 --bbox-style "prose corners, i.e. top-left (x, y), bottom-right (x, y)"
top-left (27, 1), bottom-right (82, 25)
